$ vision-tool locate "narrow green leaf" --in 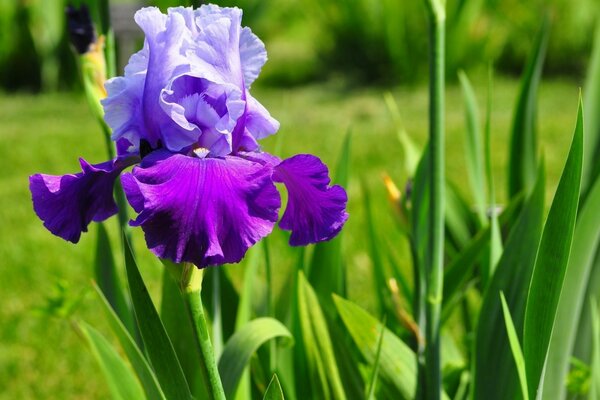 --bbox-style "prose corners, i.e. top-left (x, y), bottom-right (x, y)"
top-left (123, 237), bottom-right (193, 400)
top-left (587, 299), bottom-right (600, 400)
top-left (500, 292), bottom-right (529, 400)
top-left (234, 248), bottom-right (261, 400)
top-left (334, 295), bottom-right (417, 399)
top-left (264, 374), bottom-right (285, 400)
top-left (473, 168), bottom-right (545, 400)
top-left (485, 64), bottom-right (503, 274)
top-left (384, 92), bottom-right (420, 175)
top-left (77, 321), bottom-right (145, 400)
top-left (218, 317), bottom-right (293, 400)
top-left (366, 316), bottom-right (386, 400)
top-left (542, 147), bottom-right (600, 399)
top-left (93, 283), bottom-right (166, 400)
top-left (524, 98), bottom-right (583, 399)
top-left (297, 273), bottom-right (347, 400)
top-left (442, 193), bottom-right (523, 317)
top-left (309, 132), bottom-right (351, 303)
top-left (507, 16), bottom-right (550, 198)
top-left (363, 183), bottom-right (391, 314)
top-left (458, 70), bottom-right (486, 224)
top-left (159, 266), bottom-right (206, 399)
top-left (582, 21), bottom-right (600, 196)
top-left (94, 223), bottom-right (135, 337)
